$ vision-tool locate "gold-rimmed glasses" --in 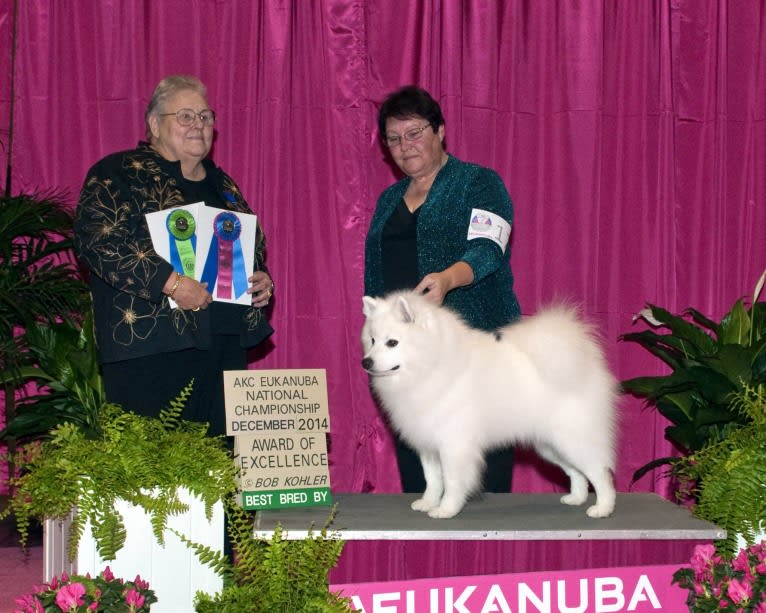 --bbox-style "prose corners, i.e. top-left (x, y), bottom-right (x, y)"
top-left (159, 108), bottom-right (216, 127)
top-left (384, 123), bottom-right (432, 148)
